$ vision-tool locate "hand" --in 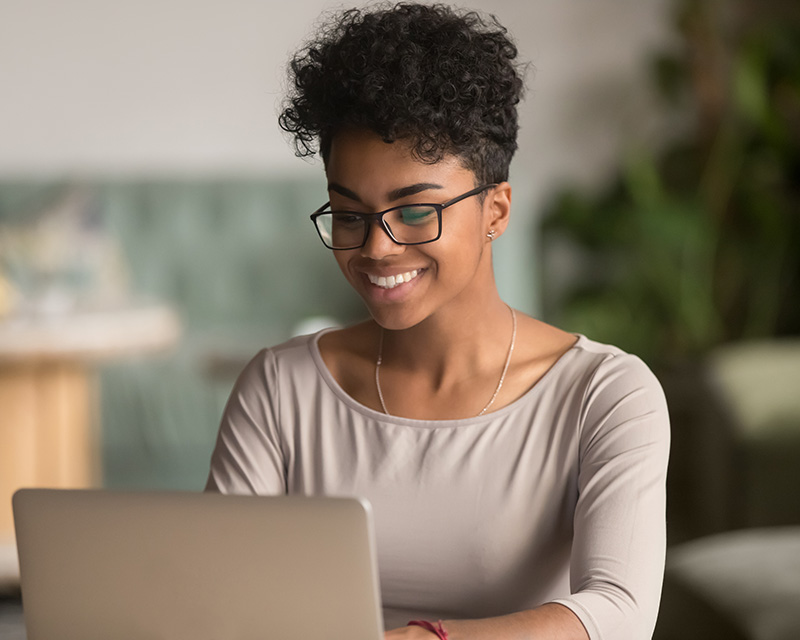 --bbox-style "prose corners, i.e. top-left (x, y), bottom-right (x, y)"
top-left (384, 625), bottom-right (439, 639)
